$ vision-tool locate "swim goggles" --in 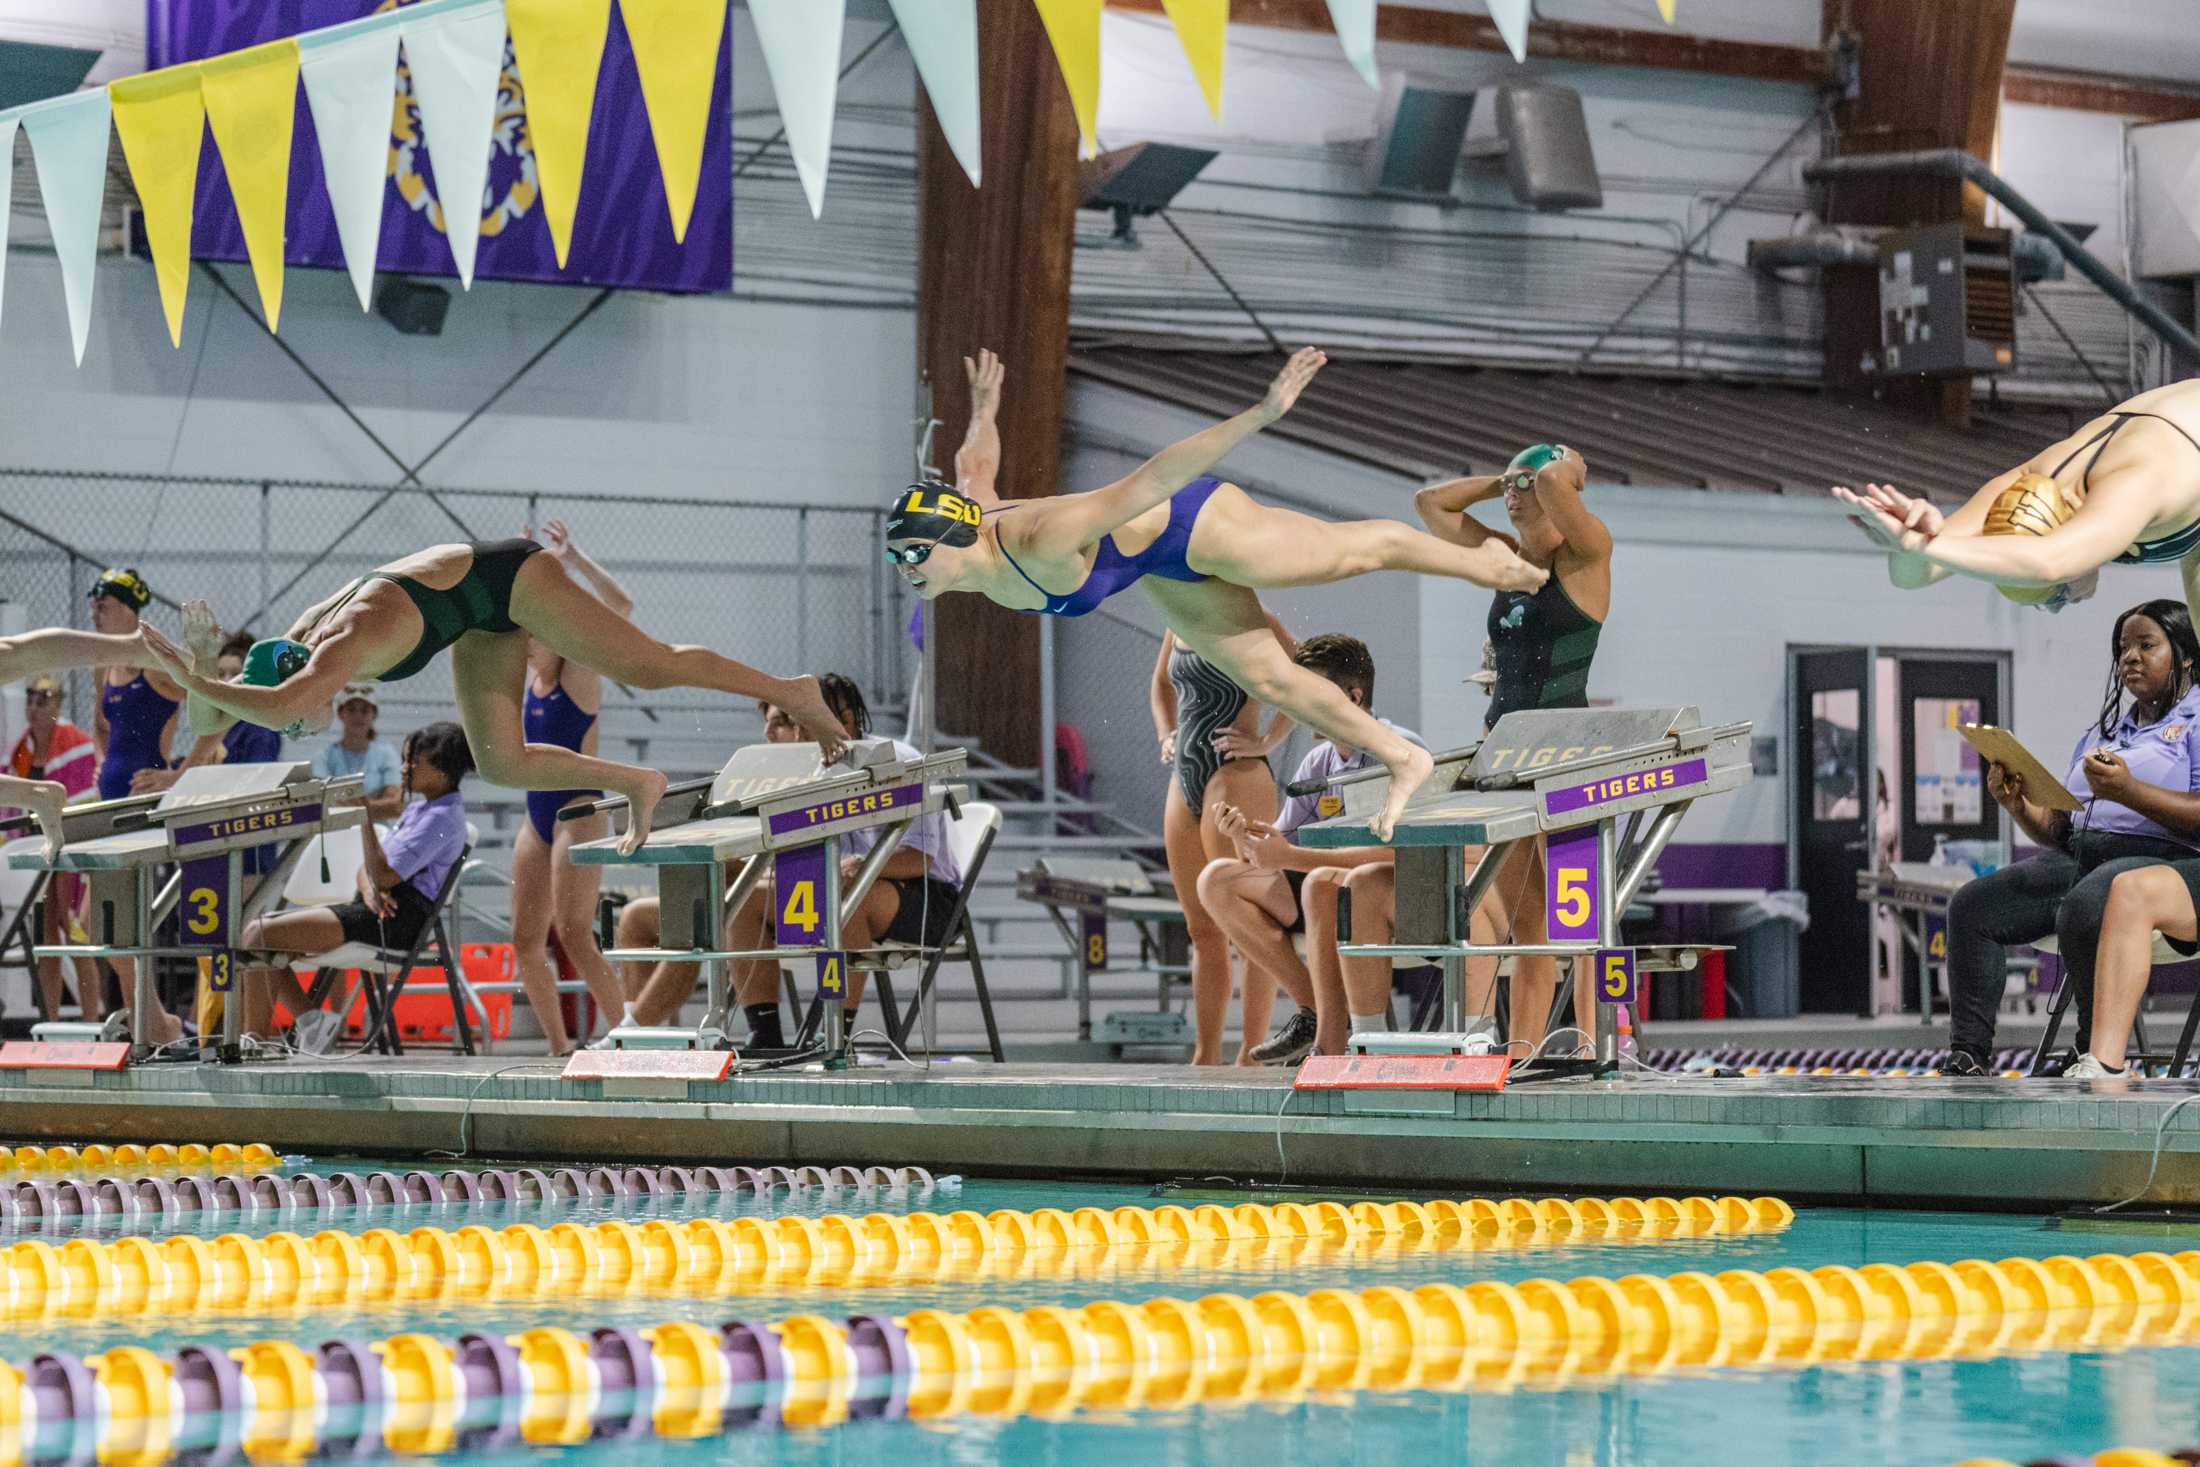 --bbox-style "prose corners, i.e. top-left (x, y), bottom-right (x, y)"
top-left (882, 541), bottom-right (942, 568)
